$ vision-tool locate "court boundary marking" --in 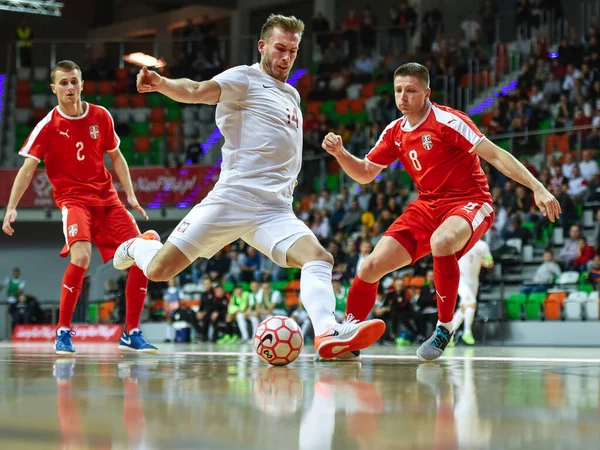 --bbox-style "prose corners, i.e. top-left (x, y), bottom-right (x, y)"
top-left (2, 343), bottom-right (600, 364)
